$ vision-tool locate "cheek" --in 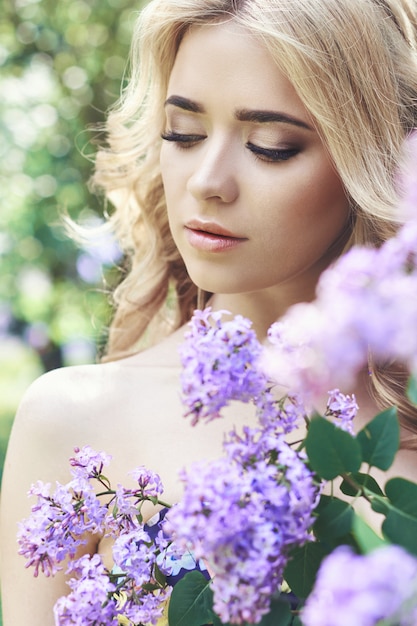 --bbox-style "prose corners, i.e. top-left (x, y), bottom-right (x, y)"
top-left (253, 167), bottom-right (348, 248)
top-left (160, 147), bottom-right (189, 207)
top-left (284, 160), bottom-right (349, 228)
